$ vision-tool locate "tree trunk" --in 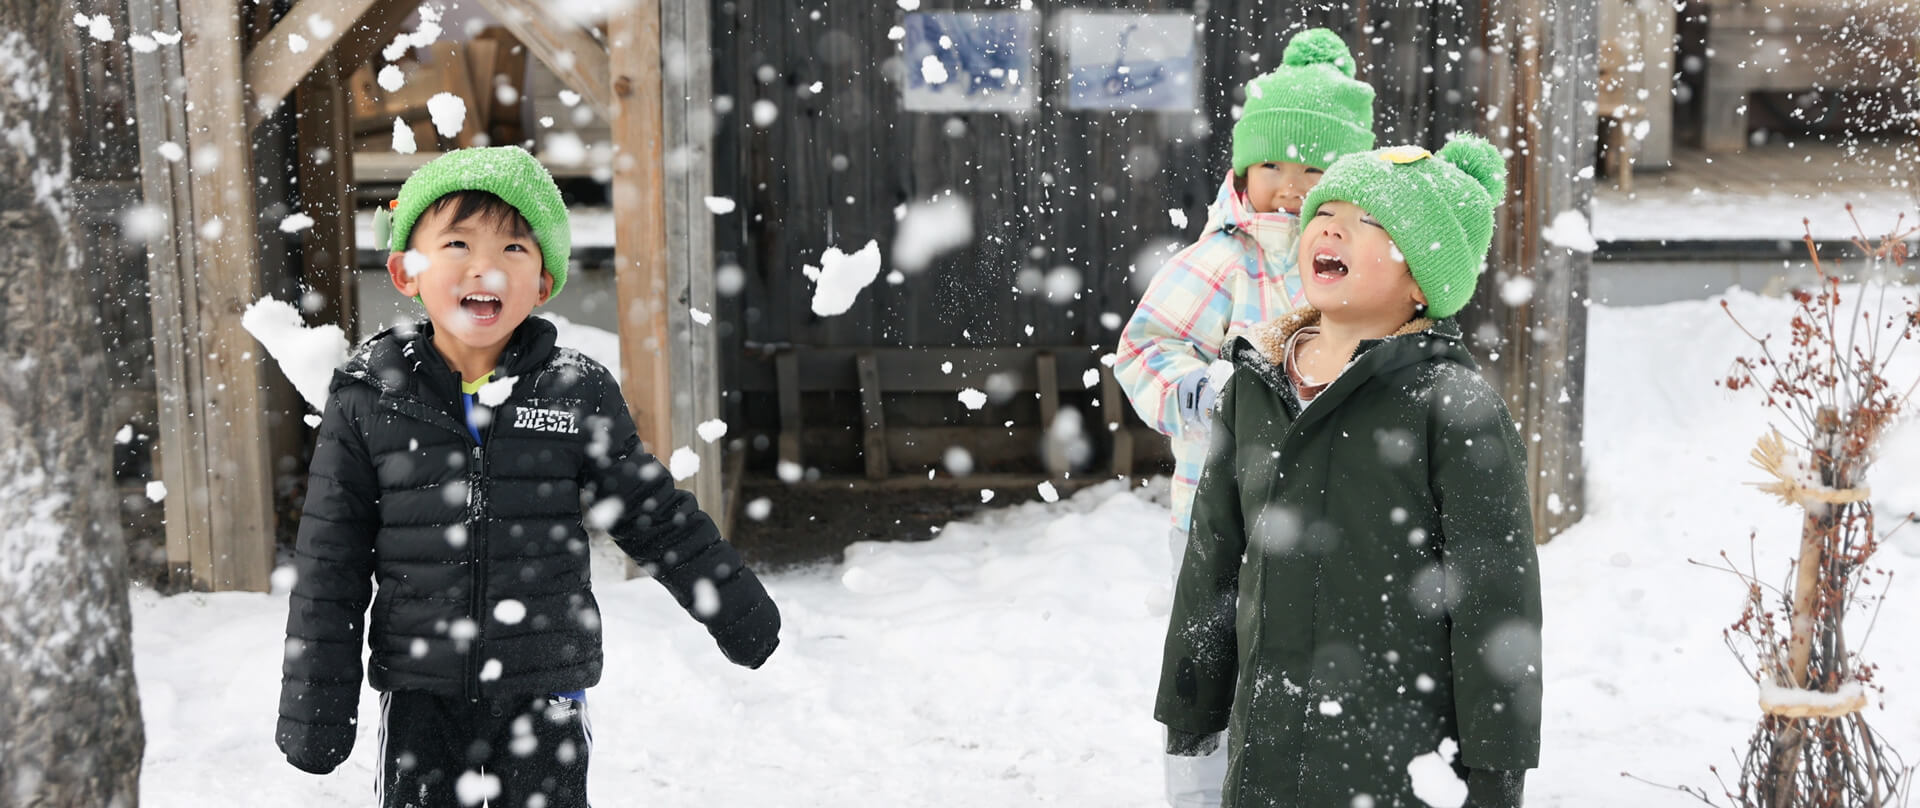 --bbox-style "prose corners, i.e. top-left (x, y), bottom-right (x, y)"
top-left (0, 1), bottom-right (147, 804)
